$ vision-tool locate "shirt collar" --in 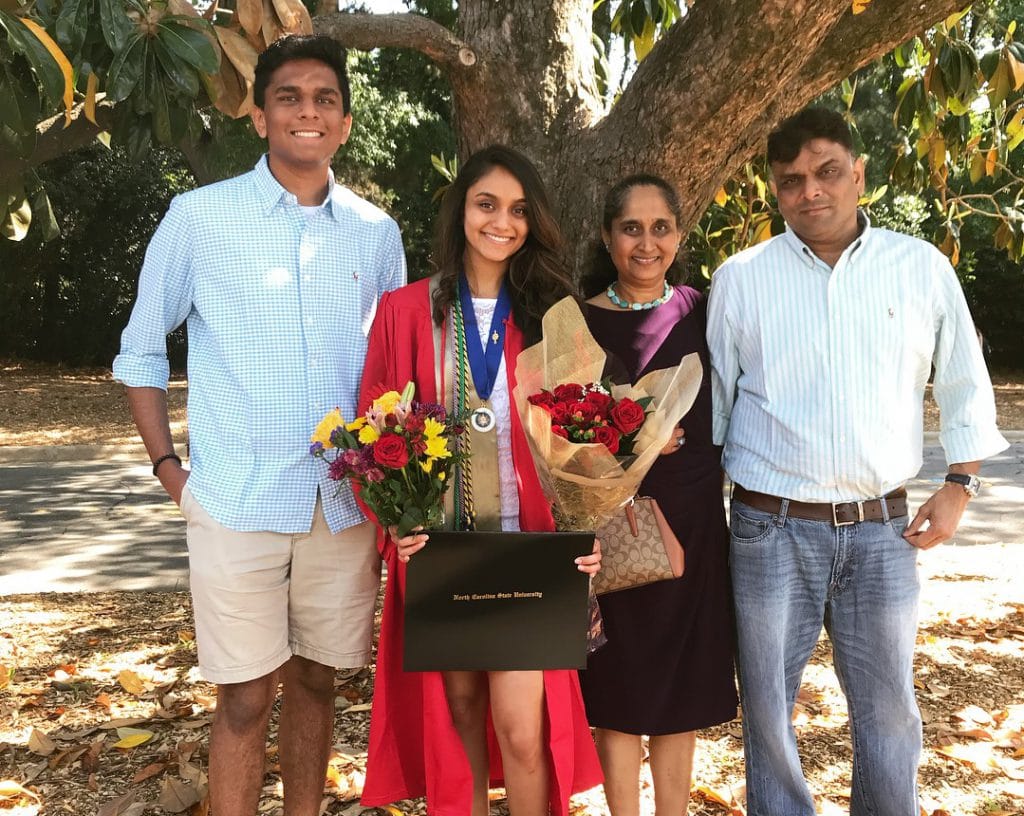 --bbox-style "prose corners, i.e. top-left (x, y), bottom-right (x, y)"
top-left (252, 155), bottom-right (337, 218)
top-left (780, 209), bottom-right (872, 269)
